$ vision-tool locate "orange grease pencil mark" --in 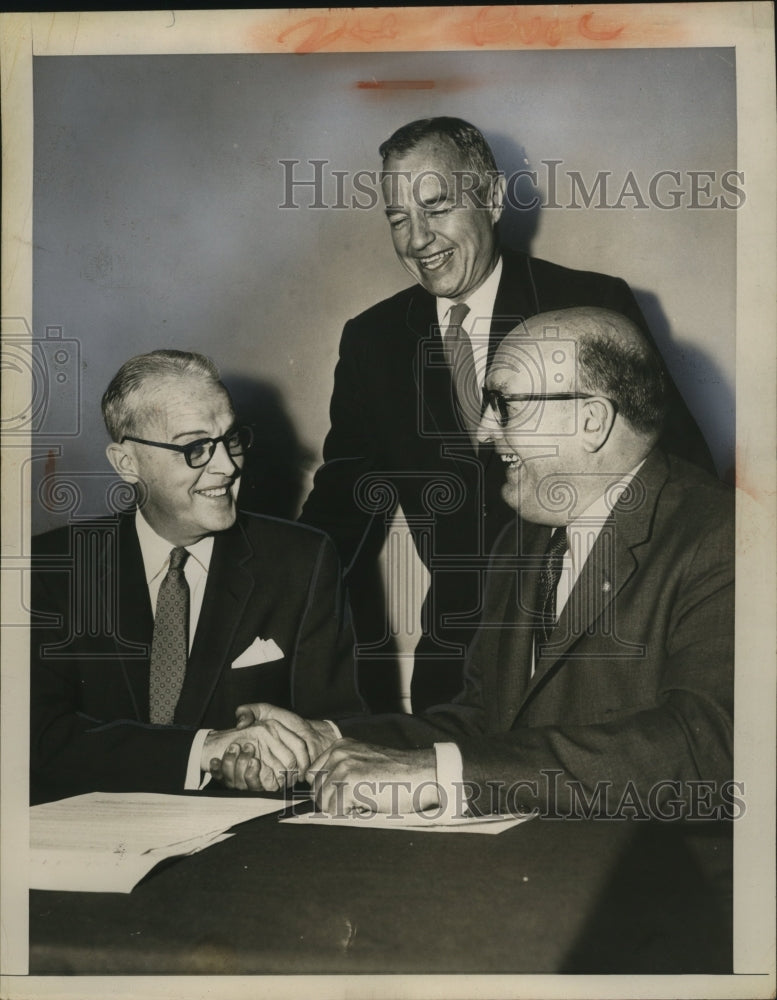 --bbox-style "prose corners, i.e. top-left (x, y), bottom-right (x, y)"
top-left (276, 11), bottom-right (399, 54)
top-left (264, 6), bottom-right (684, 54)
top-left (578, 12), bottom-right (626, 42)
top-left (464, 6), bottom-right (624, 49)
